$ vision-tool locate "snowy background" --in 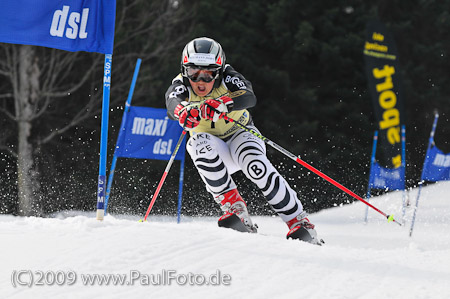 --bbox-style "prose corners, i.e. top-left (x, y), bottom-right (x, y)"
top-left (1, 181), bottom-right (449, 299)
